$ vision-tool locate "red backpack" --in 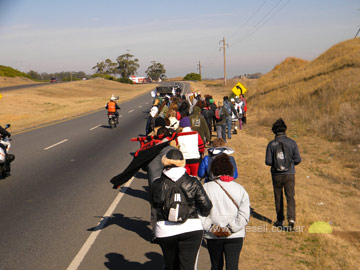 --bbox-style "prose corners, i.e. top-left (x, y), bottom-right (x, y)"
top-left (215, 107), bottom-right (224, 121)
